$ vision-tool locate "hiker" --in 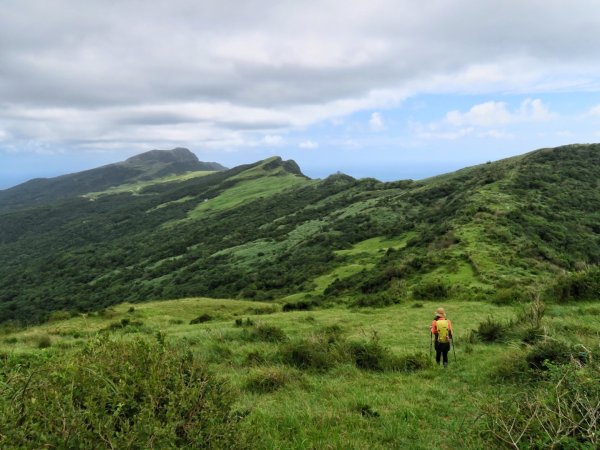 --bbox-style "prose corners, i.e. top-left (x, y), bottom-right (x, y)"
top-left (431, 307), bottom-right (453, 367)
